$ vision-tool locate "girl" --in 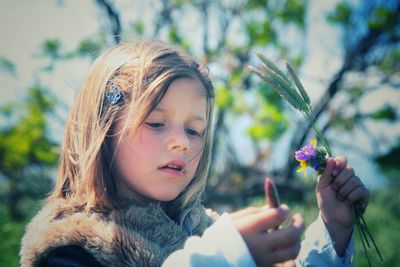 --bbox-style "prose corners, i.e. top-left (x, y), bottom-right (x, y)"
top-left (20, 40), bottom-right (369, 267)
